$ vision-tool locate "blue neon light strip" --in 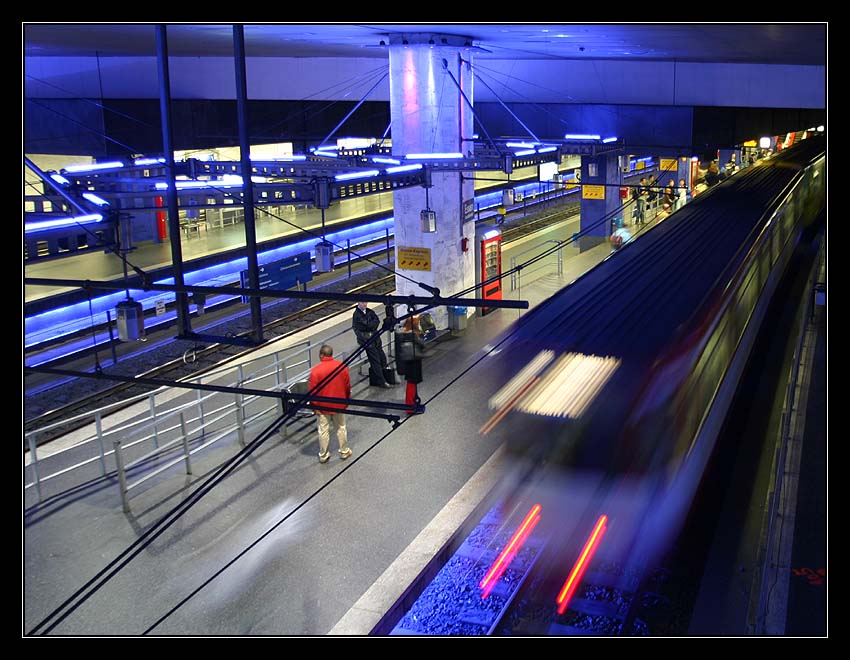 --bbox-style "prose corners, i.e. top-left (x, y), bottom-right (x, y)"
top-left (26, 214), bottom-right (103, 233)
top-left (405, 153), bottom-right (463, 159)
top-left (314, 151), bottom-right (338, 158)
top-left (82, 192), bottom-right (110, 207)
top-left (64, 161), bottom-right (124, 173)
top-left (25, 174), bottom-right (577, 346)
top-left (154, 180), bottom-right (244, 190)
top-left (371, 157), bottom-right (402, 165)
top-left (334, 170), bottom-right (380, 181)
top-left (602, 137), bottom-right (618, 143)
top-left (49, 174), bottom-right (70, 185)
top-left (564, 134), bottom-right (601, 140)
top-left (536, 146), bottom-right (558, 154)
top-left (25, 217), bottom-right (397, 347)
top-left (513, 149), bottom-right (536, 157)
top-left (385, 164), bottom-right (423, 174)
top-left (134, 157), bottom-right (166, 166)
top-left (506, 142), bottom-right (538, 148)
top-left (273, 155), bottom-right (307, 161)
